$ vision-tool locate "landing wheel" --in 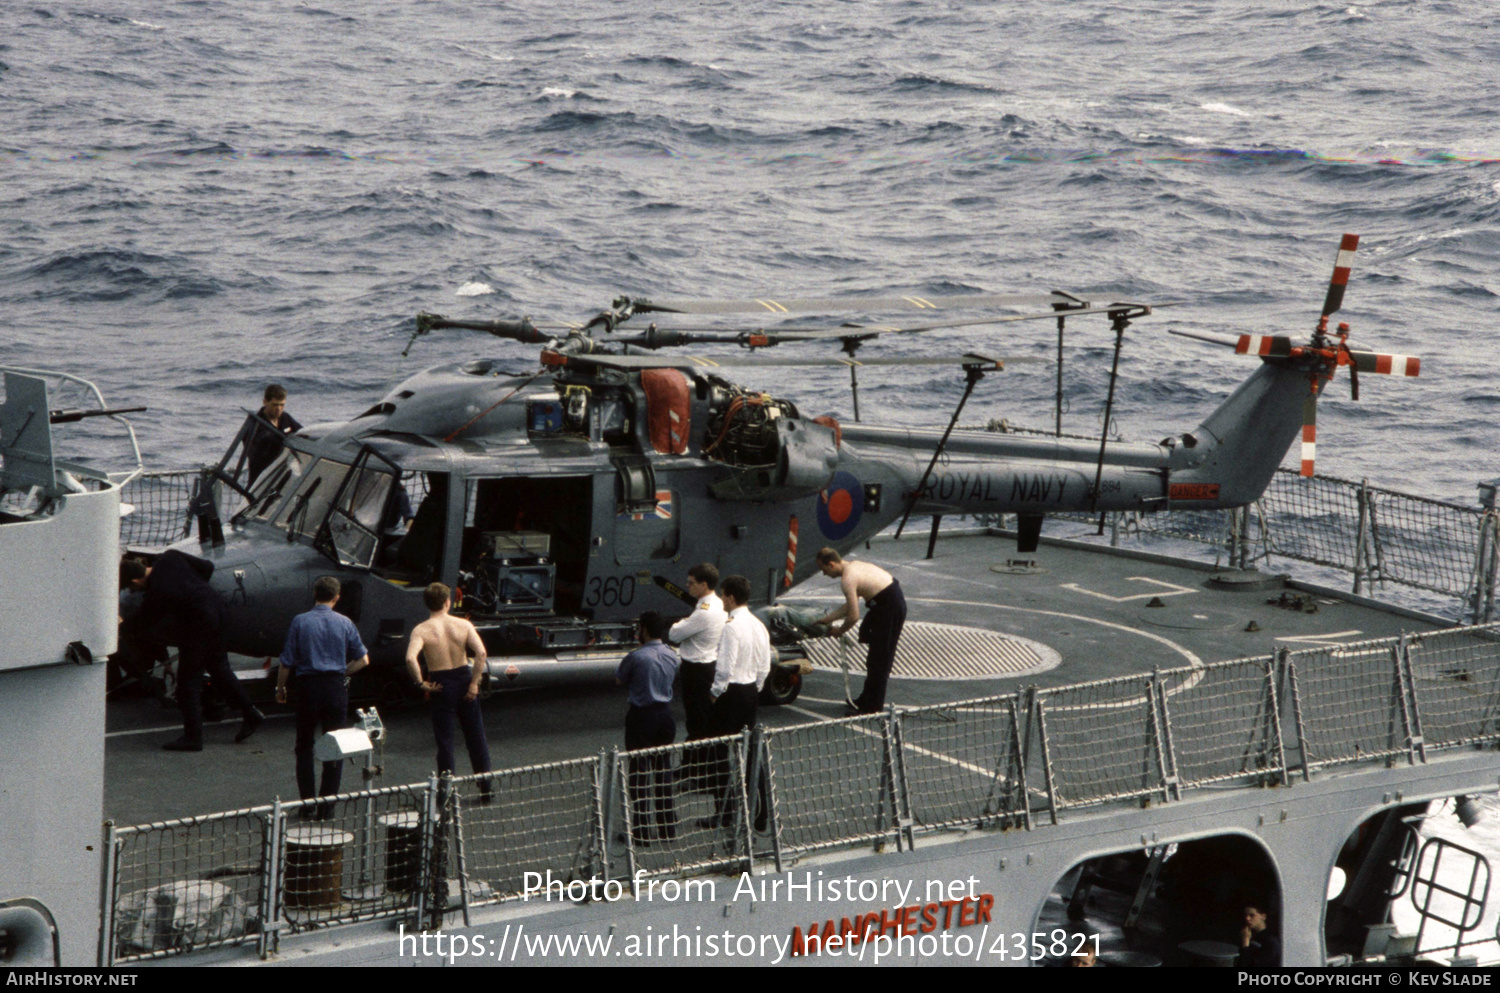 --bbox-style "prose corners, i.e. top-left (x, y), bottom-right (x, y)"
top-left (758, 664), bottom-right (802, 706)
